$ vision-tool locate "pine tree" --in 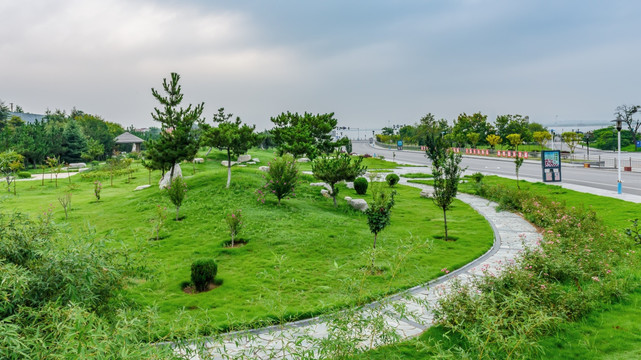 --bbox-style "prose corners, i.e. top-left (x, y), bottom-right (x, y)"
top-left (146, 73), bottom-right (204, 179)
top-left (61, 119), bottom-right (88, 163)
top-left (200, 108), bottom-right (257, 188)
